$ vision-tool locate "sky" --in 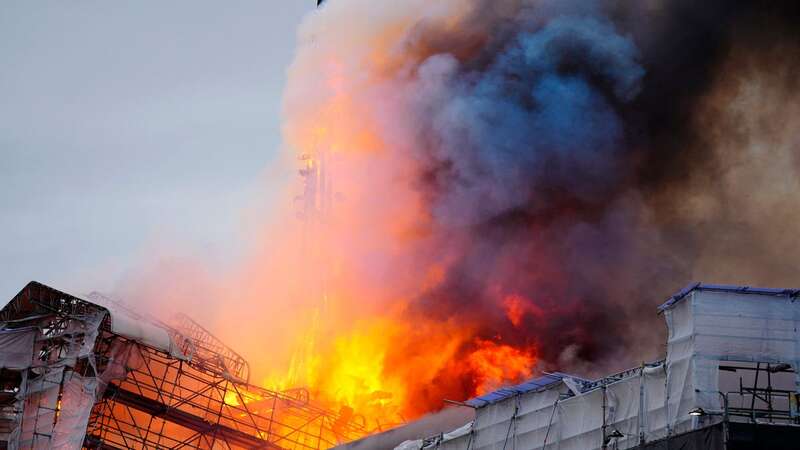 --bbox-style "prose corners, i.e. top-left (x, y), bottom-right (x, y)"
top-left (0, 1), bottom-right (313, 301)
